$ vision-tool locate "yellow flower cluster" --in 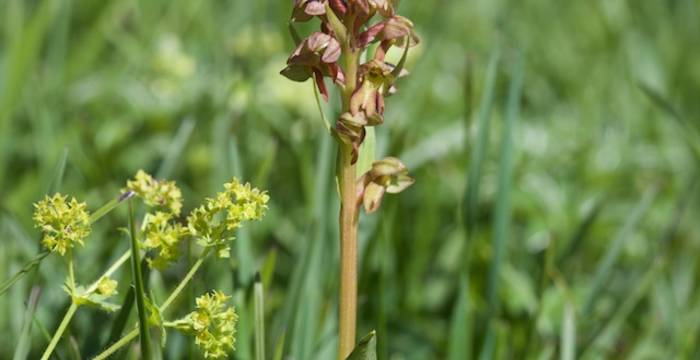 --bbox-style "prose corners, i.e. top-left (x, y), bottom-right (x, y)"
top-left (33, 194), bottom-right (91, 256)
top-left (125, 170), bottom-right (183, 216)
top-left (179, 290), bottom-right (238, 359)
top-left (124, 170), bottom-right (187, 268)
top-left (187, 178), bottom-right (269, 257)
top-left (96, 276), bottom-right (118, 297)
top-left (142, 211), bottom-right (187, 269)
